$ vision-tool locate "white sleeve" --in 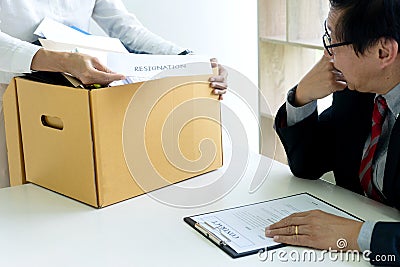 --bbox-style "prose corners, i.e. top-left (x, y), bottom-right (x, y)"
top-left (92, 0), bottom-right (184, 55)
top-left (0, 32), bottom-right (41, 73)
top-left (357, 221), bottom-right (376, 252)
top-left (0, 31), bottom-right (41, 84)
